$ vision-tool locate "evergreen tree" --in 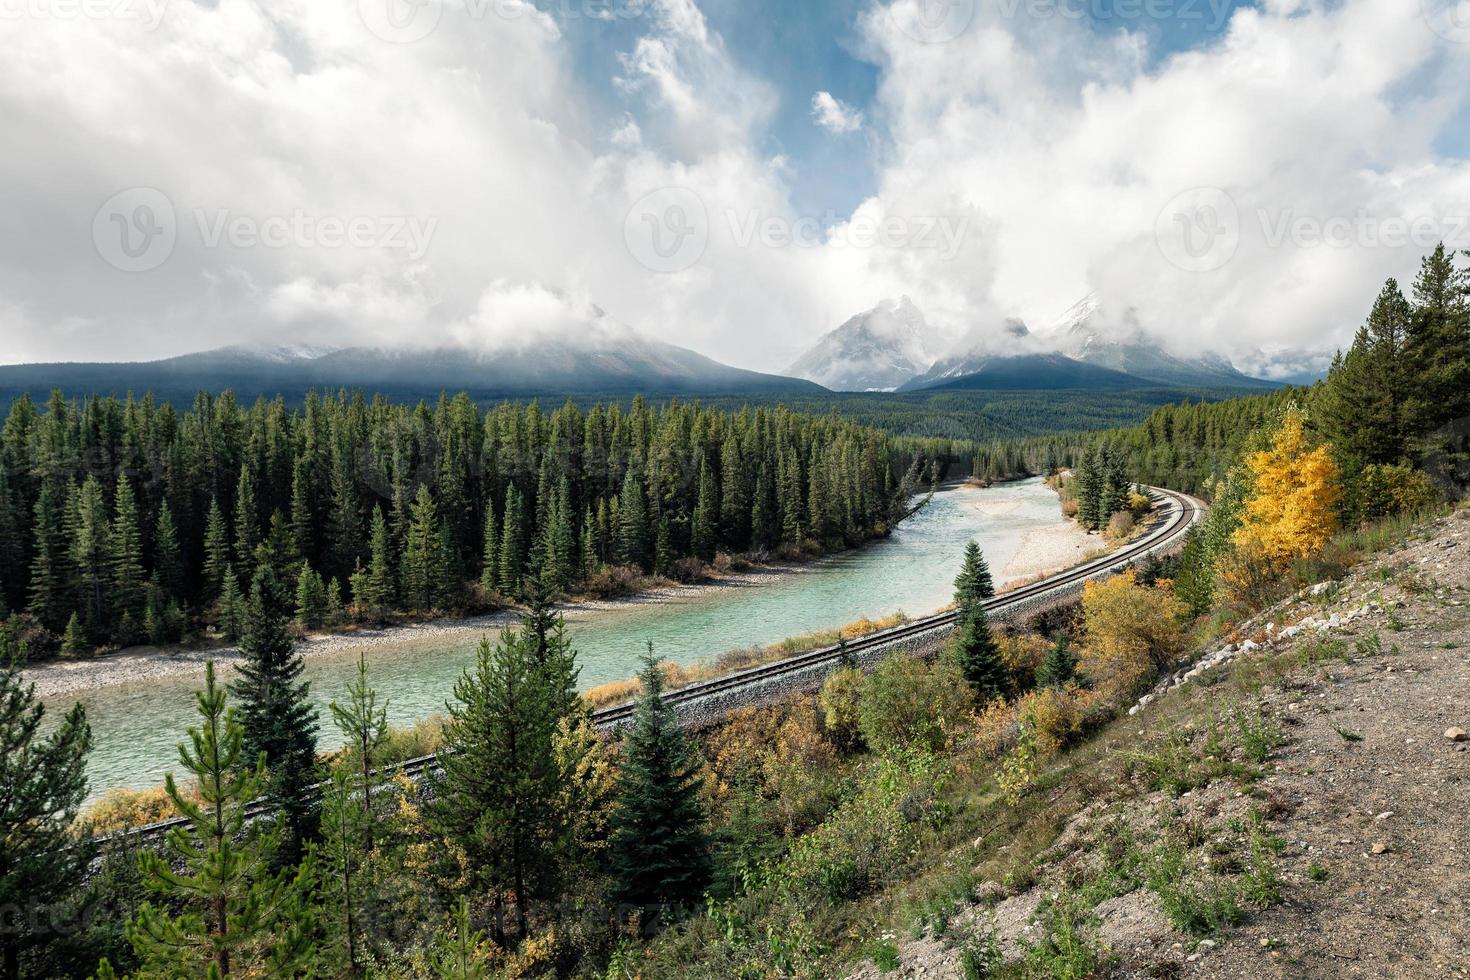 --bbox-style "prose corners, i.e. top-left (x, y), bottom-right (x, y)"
top-left (749, 470), bottom-right (776, 551)
top-left (607, 646), bottom-right (711, 918)
top-left (0, 629), bottom-right (92, 980)
top-left (363, 505), bottom-right (395, 613)
top-left (26, 484), bottom-right (67, 631)
top-left (1035, 636), bottom-right (1077, 689)
top-left (691, 457), bottom-right (717, 562)
top-left (60, 612), bottom-right (88, 658)
top-left (110, 477), bottom-right (146, 625)
top-left (616, 465), bottom-right (649, 571)
top-left (69, 477), bottom-right (111, 639)
top-left (1405, 243), bottom-right (1470, 433)
top-left (217, 566), bottom-right (245, 643)
top-left (233, 464), bottom-right (259, 573)
top-left (1319, 278), bottom-right (1414, 465)
top-left (231, 566), bottom-right (320, 864)
top-left (295, 564), bottom-right (328, 630)
top-left (953, 540), bottom-right (995, 615)
top-left (202, 496), bottom-right (232, 601)
top-left (316, 764), bottom-right (368, 977)
top-left (431, 628), bottom-right (566, 941)
top-left (328, 653), bottom-right (389, 853)
top-left (479, 497), bottom-right (499, 596)
top-left (402, 484), bottom-right (441, 612)
top-left (153, 502), bottom-right (184, 601)
top-left (127, 661), bottom-right (315, 978)
top-left (497, 485), bottom-right (528, 597)
top-left (950, 604), bottom-right (1008, 702)
top-left (328, 445), bottom-right (364, 583)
